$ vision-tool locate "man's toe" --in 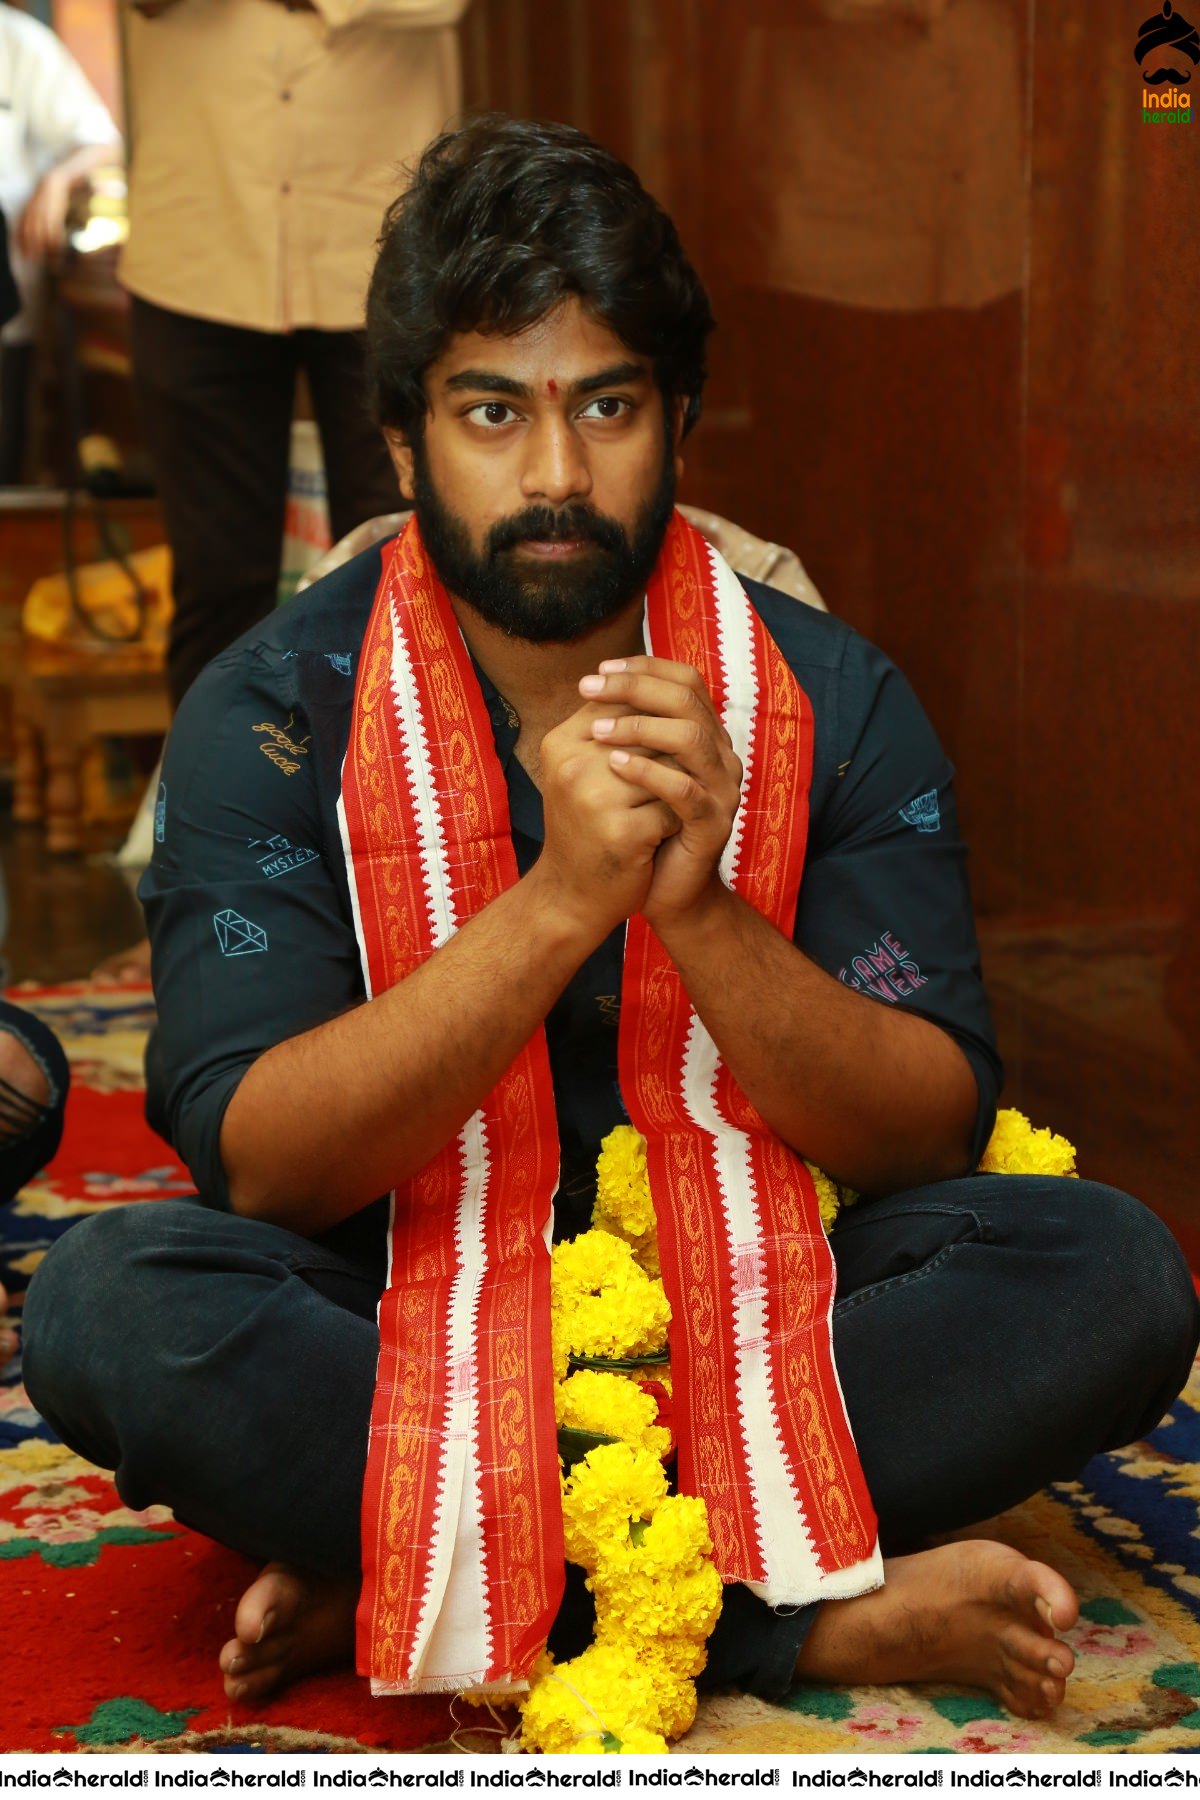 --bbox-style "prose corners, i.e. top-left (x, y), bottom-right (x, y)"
top-left (227, 1662), bottom-right (287, 1705)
